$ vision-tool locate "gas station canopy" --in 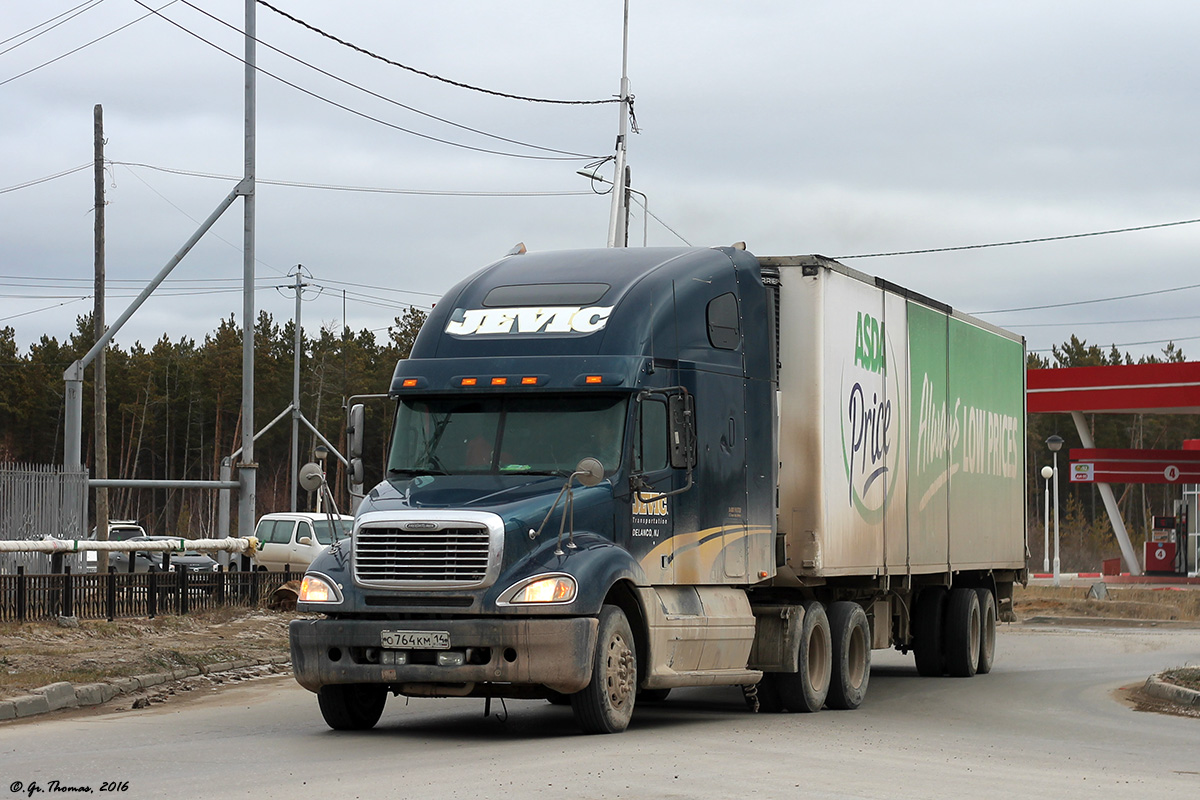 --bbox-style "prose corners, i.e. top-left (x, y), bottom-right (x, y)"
top-left (1028, 361), bottom-right (1200, 415)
